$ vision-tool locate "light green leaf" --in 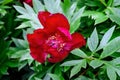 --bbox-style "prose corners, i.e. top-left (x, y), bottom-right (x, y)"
top-left (20, 49), bottom-right (32, 61)
top-left (48, 73), bottom-right (60, 80)
top-left (69, 2), bottom-right (77, 17)
top-left (70, 64), bottom-right (81, 78)
top-left (44, 0), bottom-right (54, 13)
top-left (100, 36), bottom-right (120, 59)
top-left (107, 66), bottom-right (117, 80)
top-left (33, 0), bottom-right (44, 13)
top-left (44, 0), bottom-right (62, 13)
top-left (10, 49), bottom-right (29, 58)
top-left (71, 48), bottom-right (87, 58)
top-left (113, 0), bottom-right (120, 6)
top-left (54, 0), bottom-right (62, 13)
top-left (35, 78), bottom-right (42, 80)
top-left (87, 28), bottom-right (98, 52)
top-left (90, 59), bottom-right (104, 69)
top-left (61, 60), bottom-right (84, 66)
top-left (12, 38), bottom-right (28, 49)
top-left (70, 19), bottom-right (80, 33)
top-left (83, 11), bottom-right (108, 25)
top-left (111, 57), bottom-right (120, 65)
top-left (13, 5), bottom-right (27, 14)
top-left (24, 3), bottom-right (35, 14)
top-left (97, 26), bottom-right (115, 51)
top-left (71, 6), bottom-right (85, 24)
top-left (106, 7), bottom-right (120, 25)
top-left (16, 21), bottom-right (31, 29)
